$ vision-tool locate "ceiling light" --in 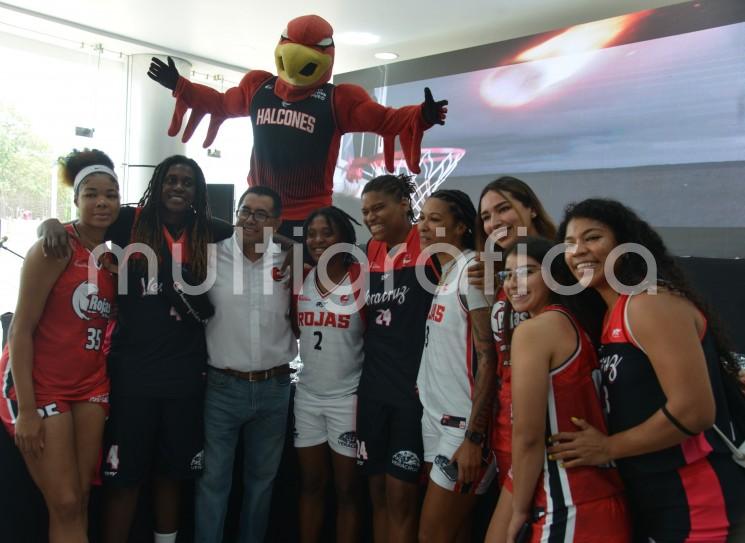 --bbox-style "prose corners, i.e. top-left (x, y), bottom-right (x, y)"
top-left (374, 52), bottom-right (399, 60)
top-left (336, 32), bottom-right (380, 45)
